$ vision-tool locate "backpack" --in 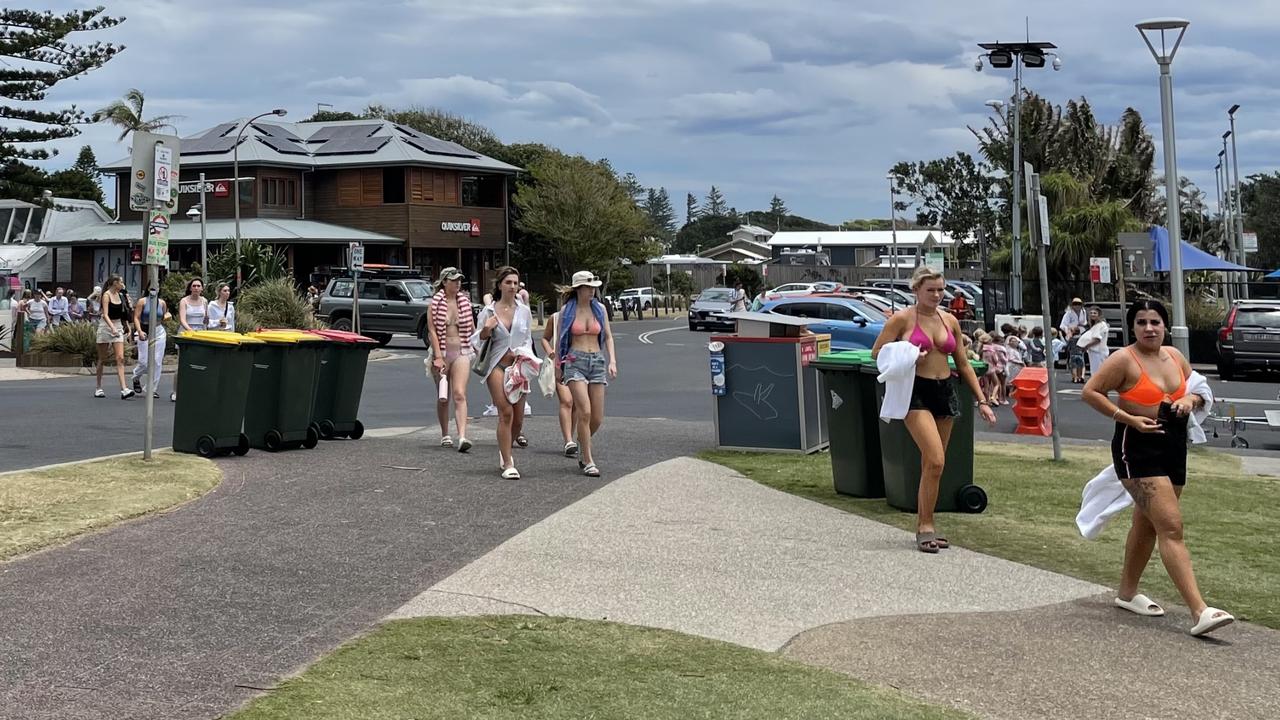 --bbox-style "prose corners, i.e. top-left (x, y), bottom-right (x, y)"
top-left (1029, 337), bottom-right (1046, 363)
